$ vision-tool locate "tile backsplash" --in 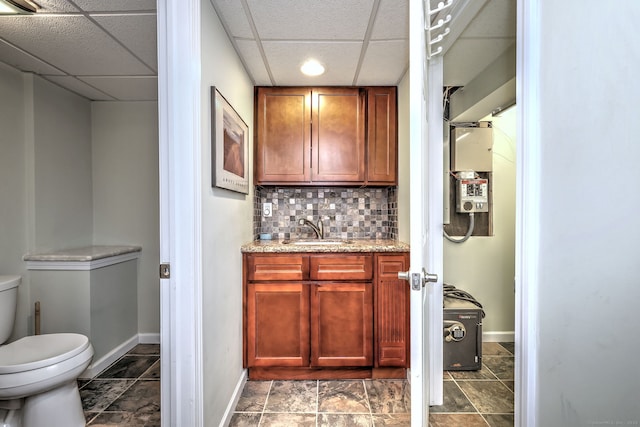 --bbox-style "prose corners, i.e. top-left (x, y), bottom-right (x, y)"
top-left (254, 186), bottom-right (398, 241)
